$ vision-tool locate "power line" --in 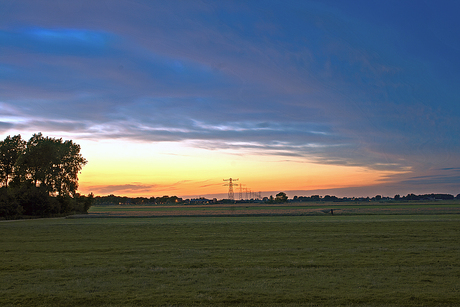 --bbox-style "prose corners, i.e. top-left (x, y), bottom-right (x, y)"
top-left (239, 183), bottom-right (245, 200)
top-left (224, 179), bottom-right (262, 201)
top-left (223, 178), bottom-right (239, 200)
